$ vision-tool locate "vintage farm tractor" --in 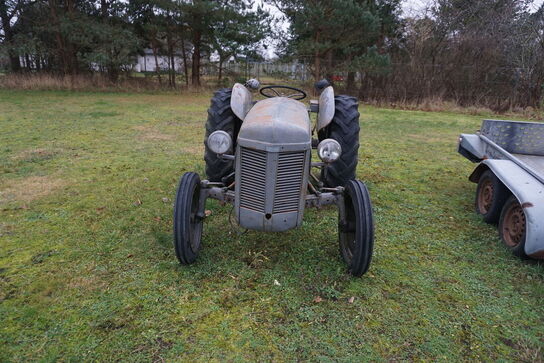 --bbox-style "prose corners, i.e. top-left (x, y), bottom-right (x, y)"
top-left (173, 80), bottom-right (374, 276)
